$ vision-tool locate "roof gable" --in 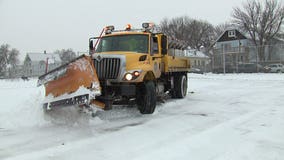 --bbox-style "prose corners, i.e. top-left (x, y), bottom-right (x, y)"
top-left (217, 29), bottom-right (247, 42)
